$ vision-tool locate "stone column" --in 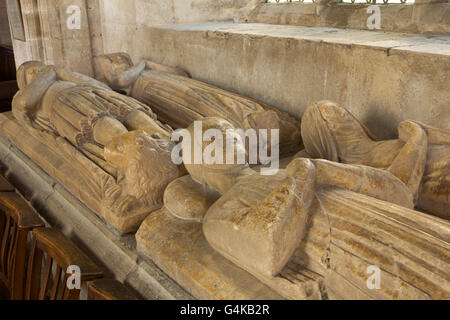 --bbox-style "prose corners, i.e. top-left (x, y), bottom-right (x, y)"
top-left (37, 0), bottom-right (95, 76)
